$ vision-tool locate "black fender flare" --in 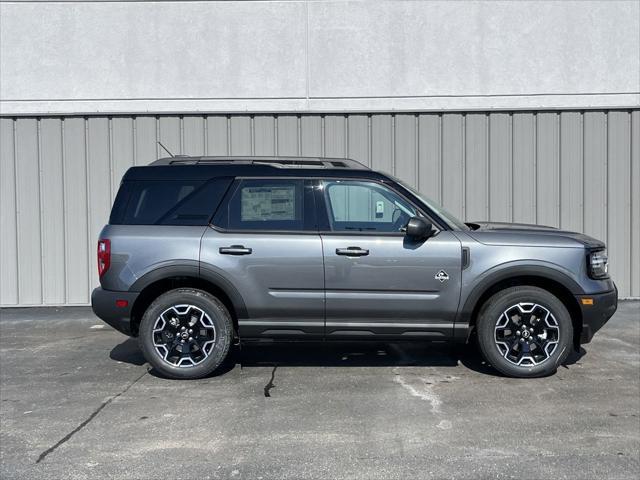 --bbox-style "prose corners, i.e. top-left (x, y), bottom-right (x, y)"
top-left (129, 261), bottom-right (248, 319)
top-left (455, 263), bottom-right (585, 336)
top-left (129, 261), bottom-right (199, 292)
